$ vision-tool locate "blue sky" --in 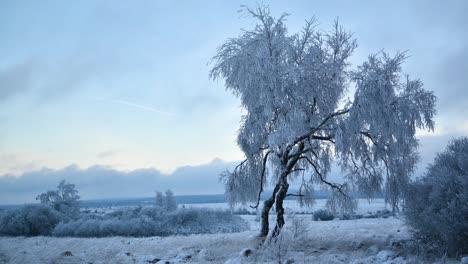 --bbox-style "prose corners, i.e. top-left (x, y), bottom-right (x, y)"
top-left (0, 1), bottom-right (467, 202)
